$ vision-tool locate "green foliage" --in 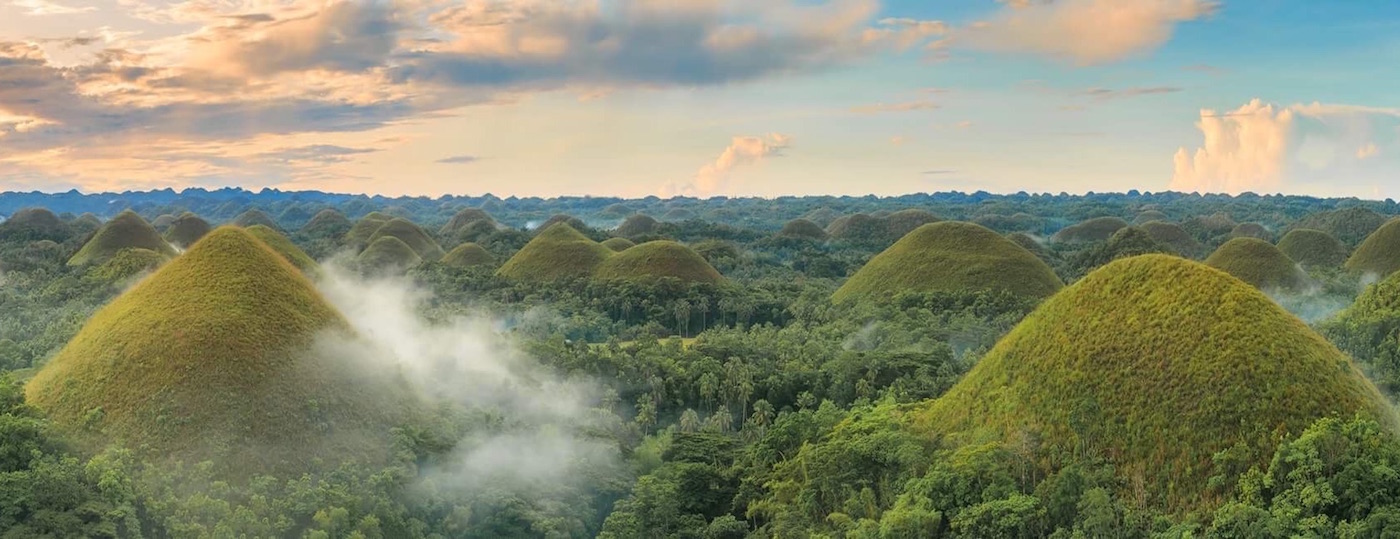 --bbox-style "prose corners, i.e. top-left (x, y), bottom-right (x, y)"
top-left (163, 212), bottom-right (211, 249)
top-left (1206, 237), bottom-right (1308, 292)
top-left (28, 227), bottom-right (414, 476)
top-left (1320, 268), bottom-right (1400, 395)
top-left (1051, 217), bottom-right (1128, 243)
top-left (1292, 206), bottom-right (1388, 247)
top-left (246, 224), bottom-right (318, 272)
top-left (85, 248), bottom-right (169, 284)
top-left (834, 222), bottom-right (1063, 303)
top-left (1134, 210), bottom-right (1169, 225)
top-left (918, 255), bottom-right (1396, 512)
top-left (1347, 218), bottom-right (1400, 279)
top-left (617, 214), bottom-right (661, 237)
top-left (602, 237), bottom-right (637, 252)
top-left (1141, 221), bottom-right (1204, 258)
top-left (1064, 226), bottom-right (1175, 279)
top-left (68, 210), bottom-right (177, 266)
top-left (884, 209), bottom-right (941, 238)
top-left (0, 207), bottom-right (71, 243)
top-left (441, 242), bottom-right (495, 268)
top-left (299, 208), bottom-right (353, 239)
top-left (779, 218), bottom-right (828, 240)
top-left (594, 241), bottom-right (724, 285)
top-left (1229, 222), bottom-right (1273, 242)
top-left (1277, 228), bottom-right (1349, 270)
top-left (499, 223), bottom-right (615, 282)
